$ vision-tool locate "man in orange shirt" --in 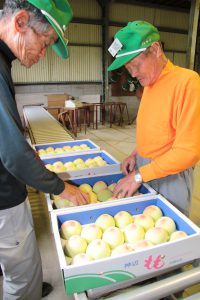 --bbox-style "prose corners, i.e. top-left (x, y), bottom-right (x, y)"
top-left (108, 21), bottom-right (200, 217)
